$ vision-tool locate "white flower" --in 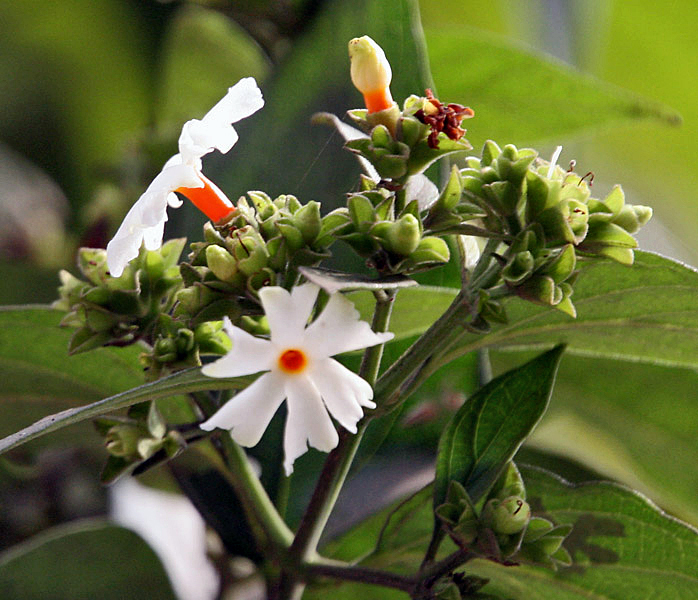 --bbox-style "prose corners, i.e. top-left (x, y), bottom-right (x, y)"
top-left (106, 77), bottom-right (264, 277)
top-left (200, 283), bottom-right (394, 474)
